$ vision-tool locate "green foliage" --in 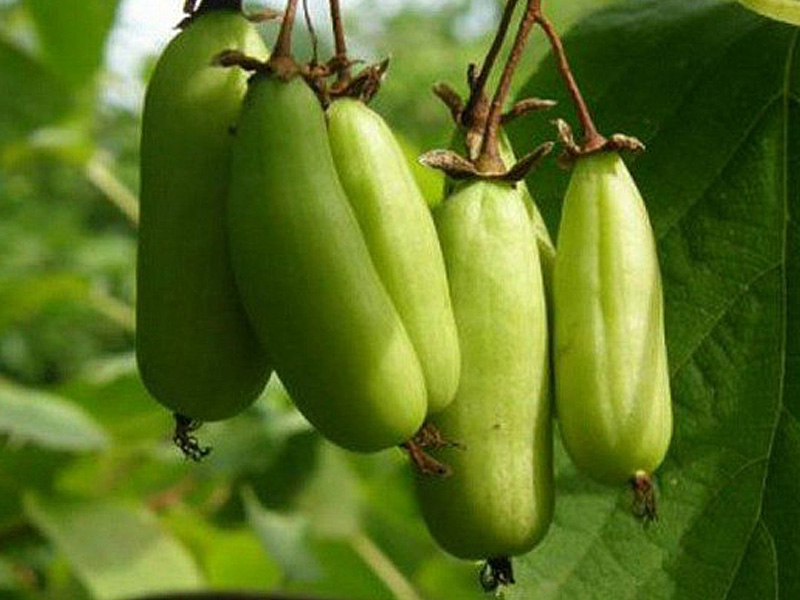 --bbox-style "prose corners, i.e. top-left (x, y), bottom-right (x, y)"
top-left (0, 0), bottom-right (796, 599)
top-left (508, 0), bottom-right (798, 597)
